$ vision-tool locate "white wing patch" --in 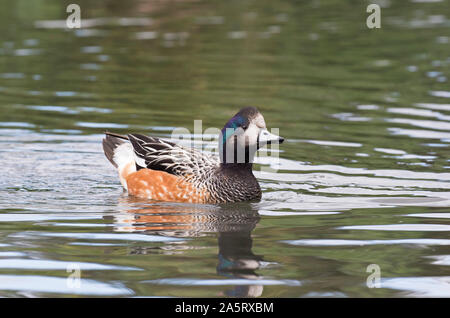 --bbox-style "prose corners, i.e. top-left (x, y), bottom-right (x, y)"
top-left (113, 143), bottom-right (134, 171)
top-left (112, 143), bottom-right (136, 190)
